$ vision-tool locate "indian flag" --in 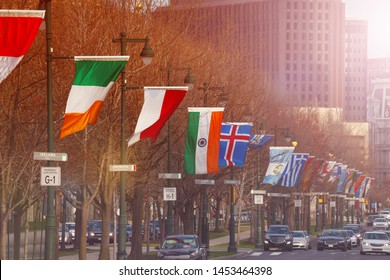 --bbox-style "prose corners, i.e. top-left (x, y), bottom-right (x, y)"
top-left (184, 107), bottom-right (224, 174)
top-left (60, 56), bottom-right (129, 139)
top-left (0, 10), bottom-right (45, 84)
